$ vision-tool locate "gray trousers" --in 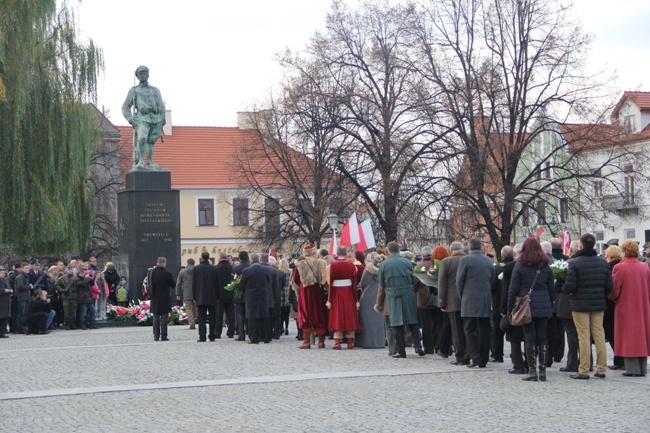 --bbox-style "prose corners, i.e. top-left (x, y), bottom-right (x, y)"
top-left (384, 315), bottom-right (396, 355)
top-left (624, 357), bottom-right (648, 376)
top-left (153, 313), bottom-right (169, 340)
